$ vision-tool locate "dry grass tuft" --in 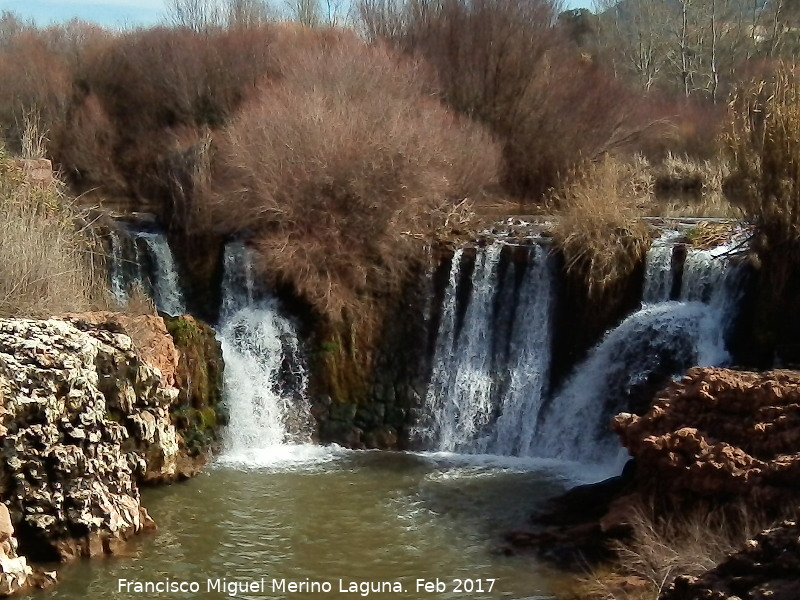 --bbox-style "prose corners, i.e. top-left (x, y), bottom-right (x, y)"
top-left (0, 144), bottom-right (109, 317)
top-left (552, 156), bottom-right (652, 299)
top-left (565, 502), bottom-right (776, 600)
top-left (724, 64), bottom-right (800, 244)
top-left (683, 222), bottom-right (739, 250)
top-left (124, 283), bottom-right (158, 316)
top-left (640, 153), bottom-right (739, 218)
